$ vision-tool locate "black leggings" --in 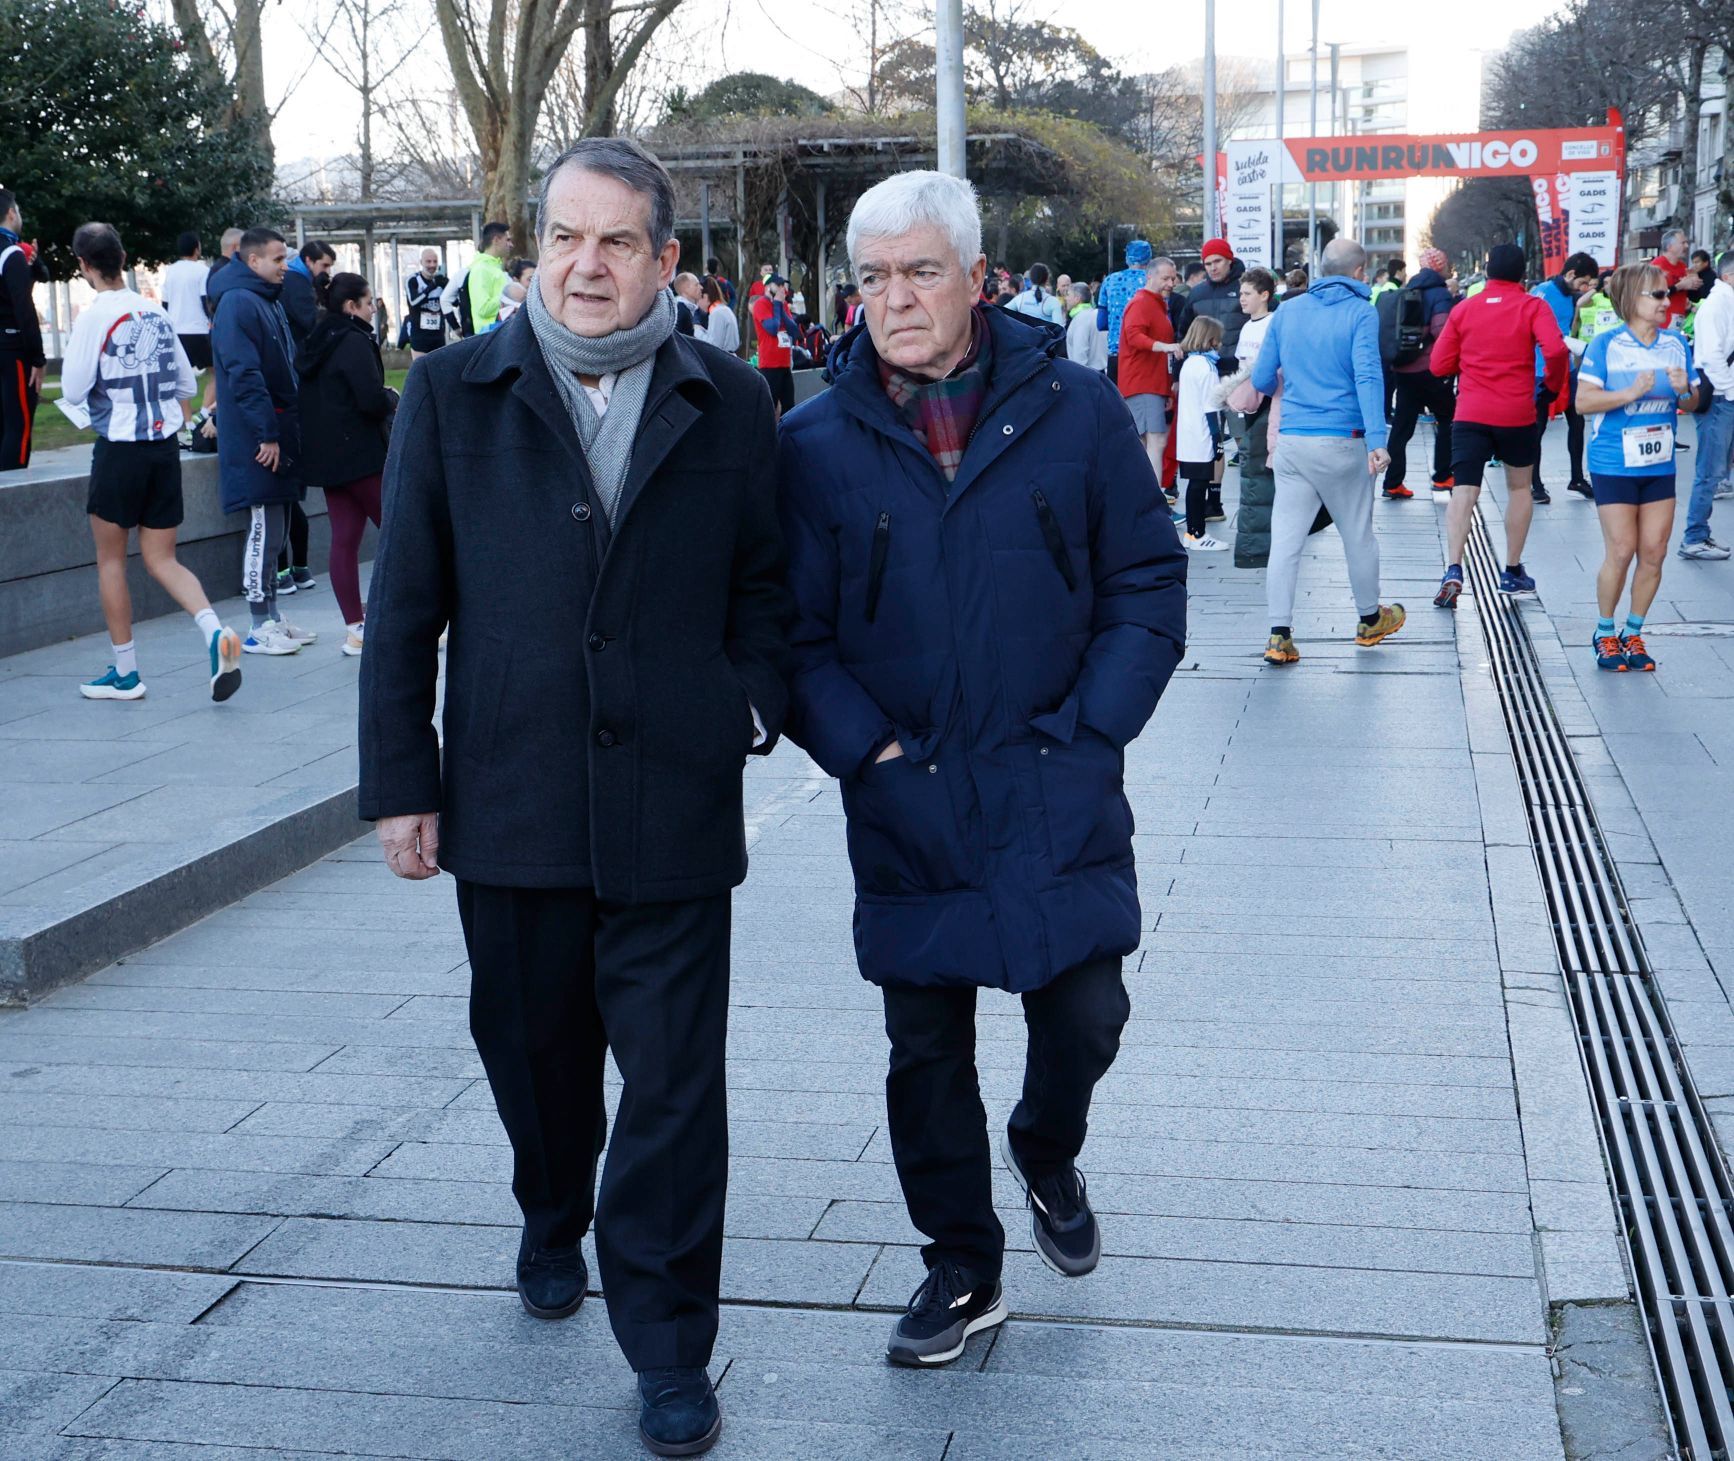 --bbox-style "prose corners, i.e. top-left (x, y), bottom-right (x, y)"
top-left (1182, 464), bottom-right (1213, 537)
